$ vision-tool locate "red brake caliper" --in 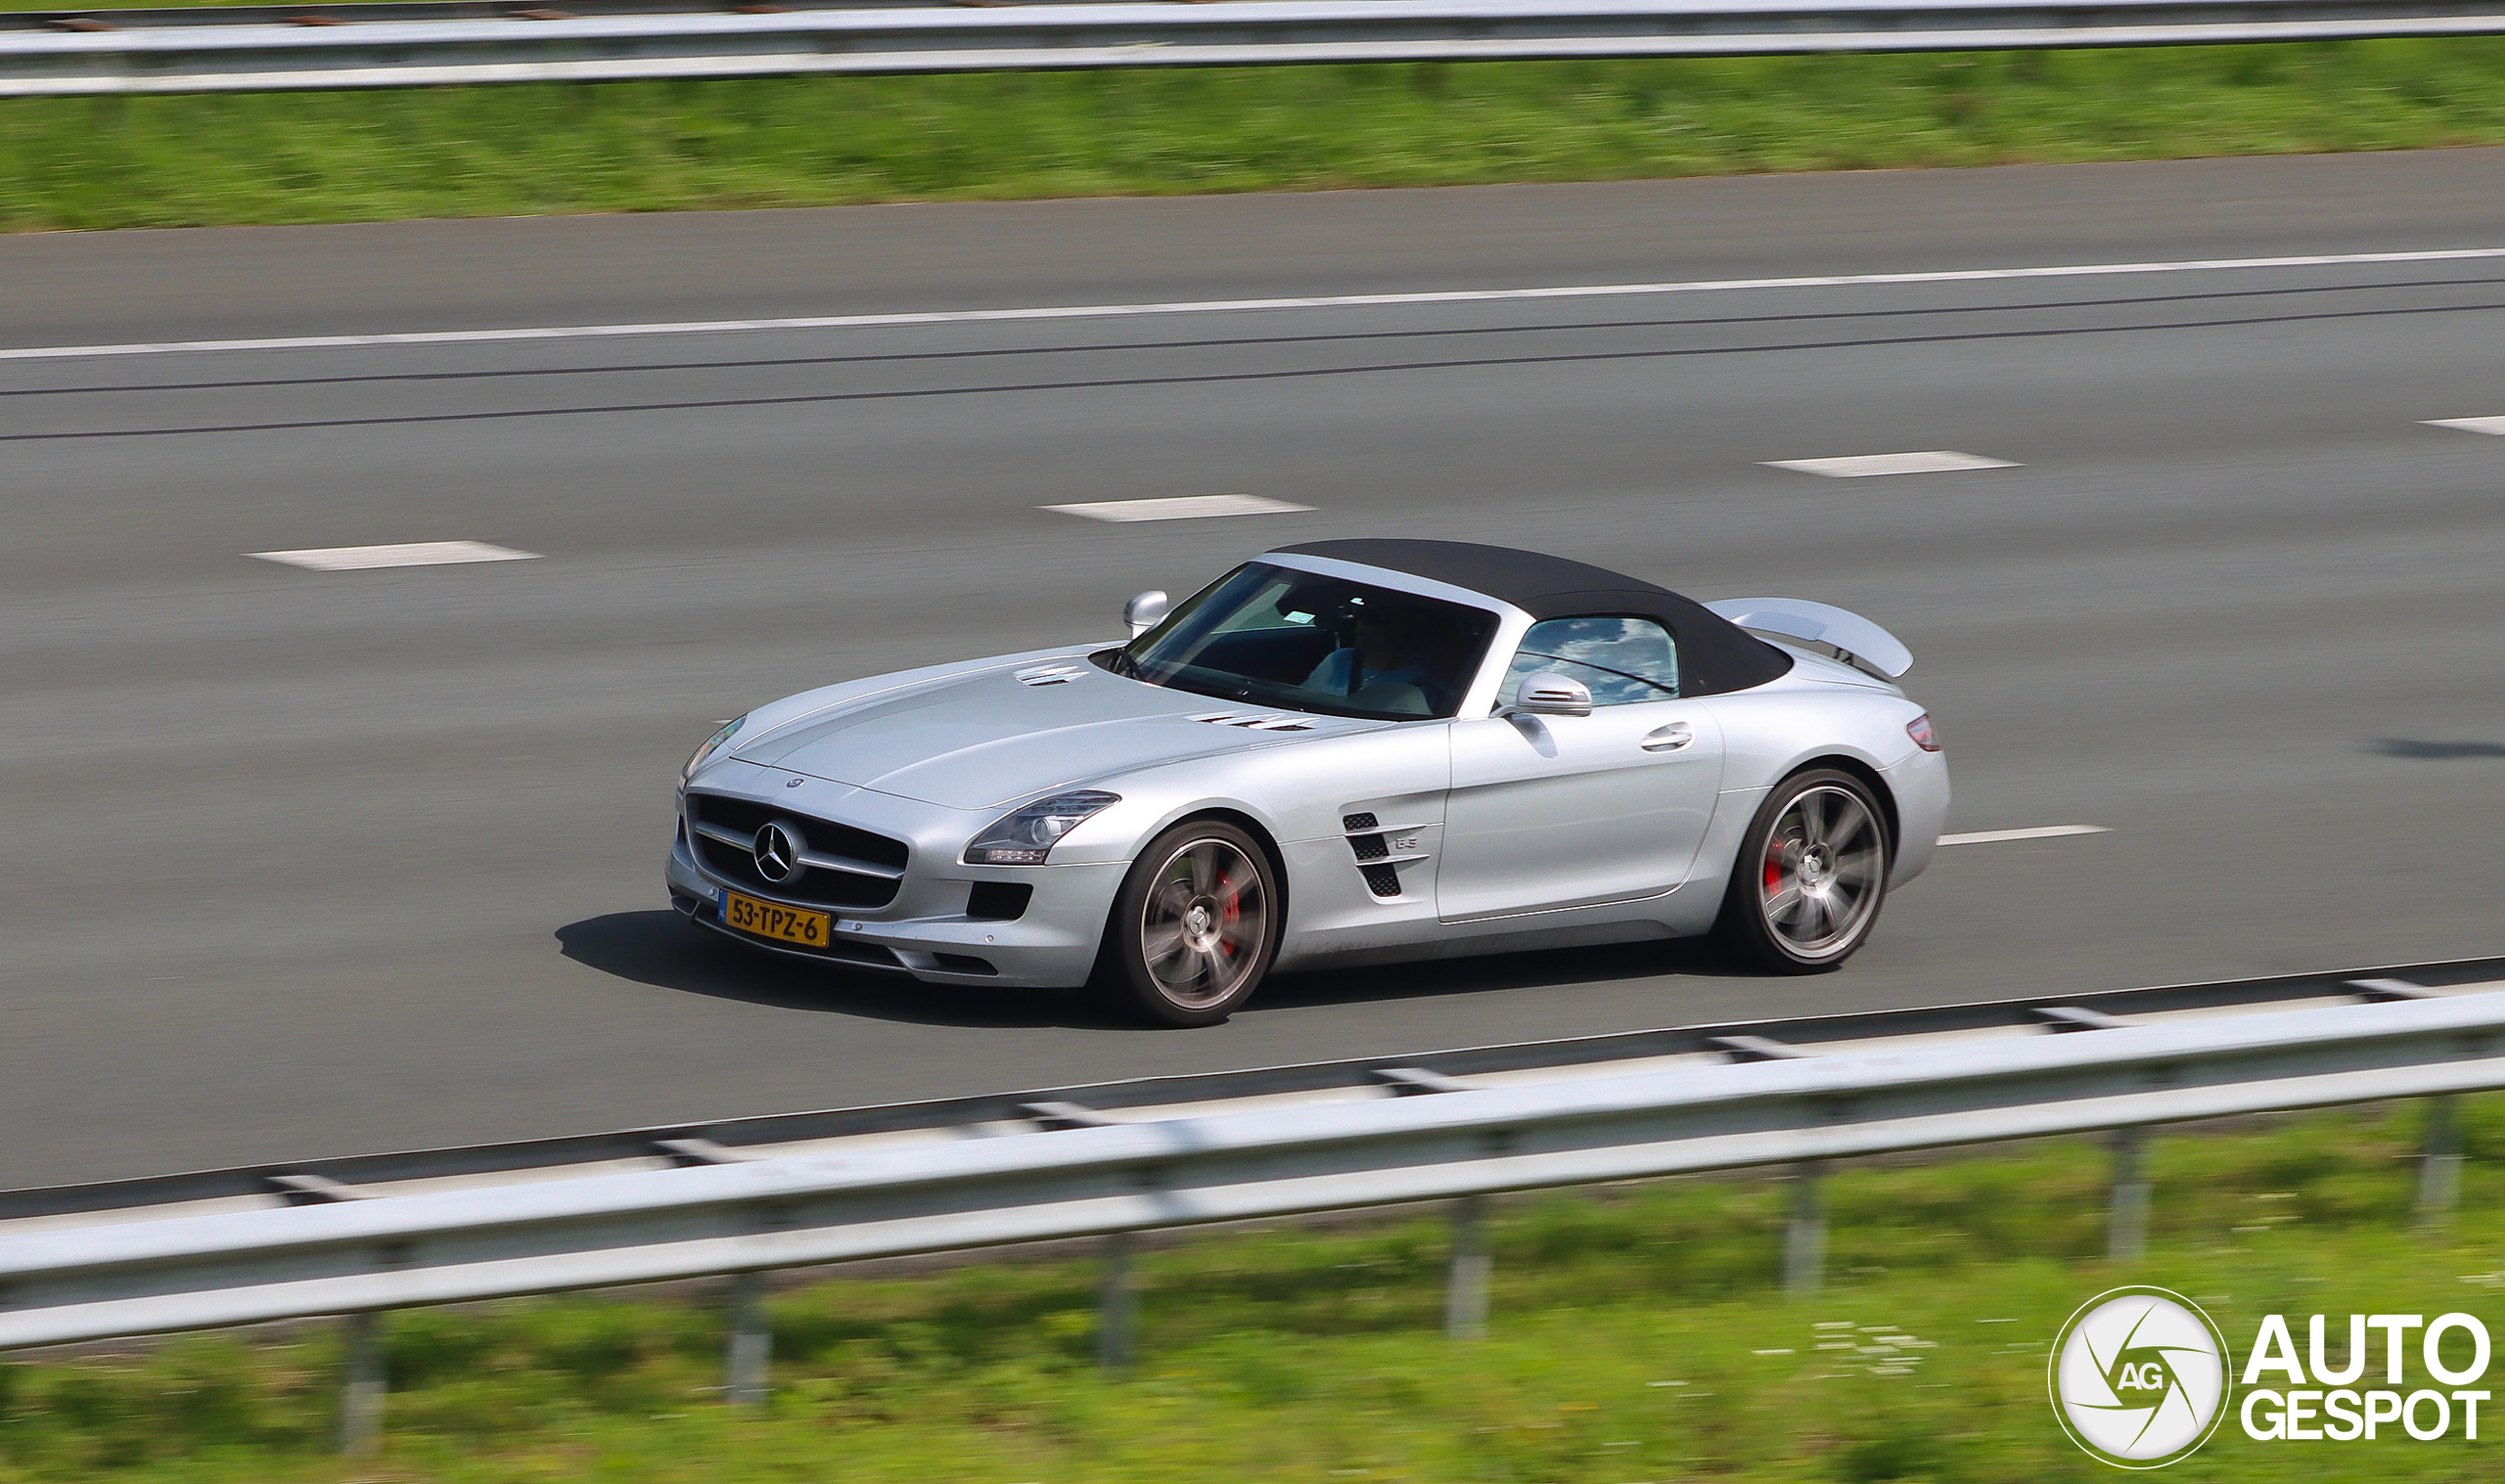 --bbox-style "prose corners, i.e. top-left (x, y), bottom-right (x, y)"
top-left (1763, 839), bottom-right (1786, 894)
top-left (1217, 872), bottom-right (1240, 957)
